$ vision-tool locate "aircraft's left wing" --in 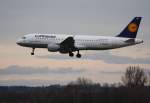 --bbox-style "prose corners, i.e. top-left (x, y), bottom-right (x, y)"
top-left (59, 37), bottom-right (77, 52)
top-left (60, 37), bottom-right (74, 46)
